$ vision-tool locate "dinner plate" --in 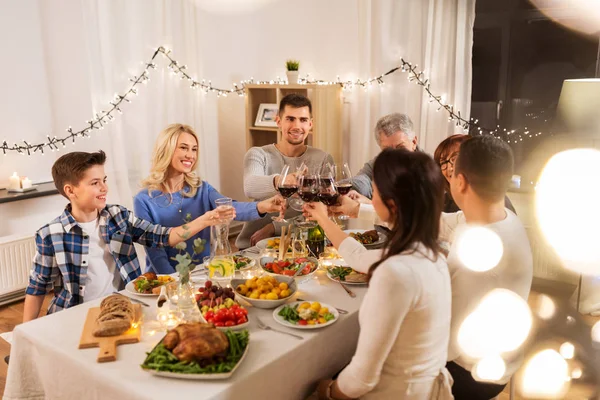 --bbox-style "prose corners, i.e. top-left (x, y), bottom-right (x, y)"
top-left (142, 336), bottom-right (250, 380)
top-left (255, 237), bottom-right (293, 253)
top-left (343, 229), bottom-right (386, 249)
top-left (325, 268), bottom-right (368, 285)
top-left (272, 302), bottom-right (340, 330)
top-left (125, 274), bottom-right (175, 297)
